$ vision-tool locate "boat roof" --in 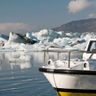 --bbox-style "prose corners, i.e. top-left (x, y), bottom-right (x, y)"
top-left (88, 39), bottom-right (96, 41)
